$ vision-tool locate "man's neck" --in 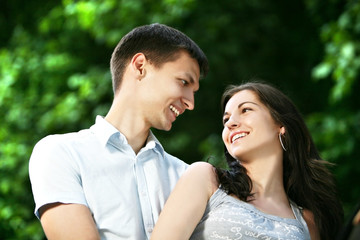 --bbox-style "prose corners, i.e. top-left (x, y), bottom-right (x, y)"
top-left (105, 99), bottom-right (150, 154)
